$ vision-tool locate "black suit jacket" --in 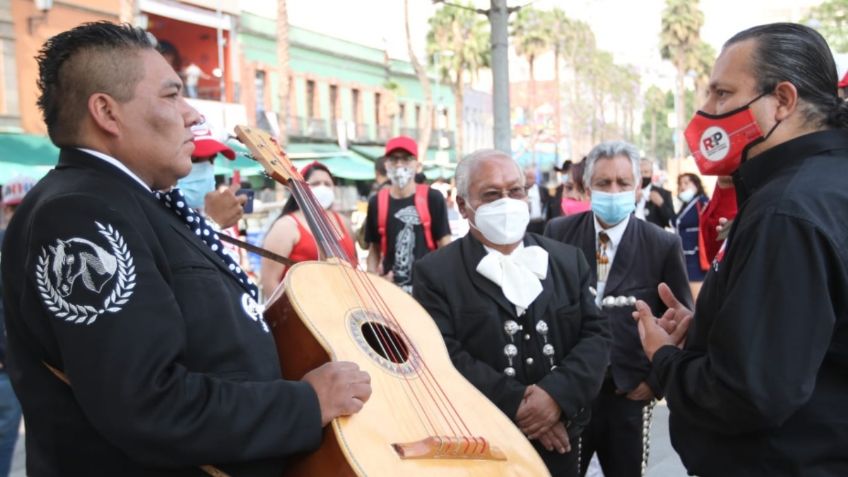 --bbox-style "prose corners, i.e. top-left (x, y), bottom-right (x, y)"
top-left (412, 232), bottom-right (610, 427)
top-left (644, 185), bottom-right (675, 228)
top-left (544, 211), bottom-right (692, 394)
top-left (2, 149), bottom-right (321, 476)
